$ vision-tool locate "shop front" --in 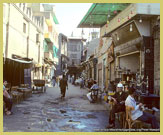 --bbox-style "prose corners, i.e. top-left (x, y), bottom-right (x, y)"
top-left (112, 21), bottom-right (154, 94)
top-left (3, 56), bottom-right (33, 87)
